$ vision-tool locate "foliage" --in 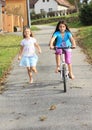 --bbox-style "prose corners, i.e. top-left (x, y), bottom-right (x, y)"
top-left (31, 14), bottom-right (80, 25)
top-left (79, 3), bottom-right (92, 25)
